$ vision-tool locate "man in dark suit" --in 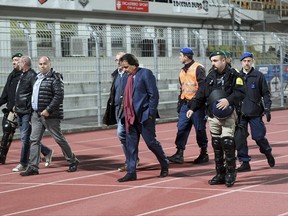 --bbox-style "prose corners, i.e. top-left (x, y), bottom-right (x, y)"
top-left (117, 53), bottom-right (169, 182)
